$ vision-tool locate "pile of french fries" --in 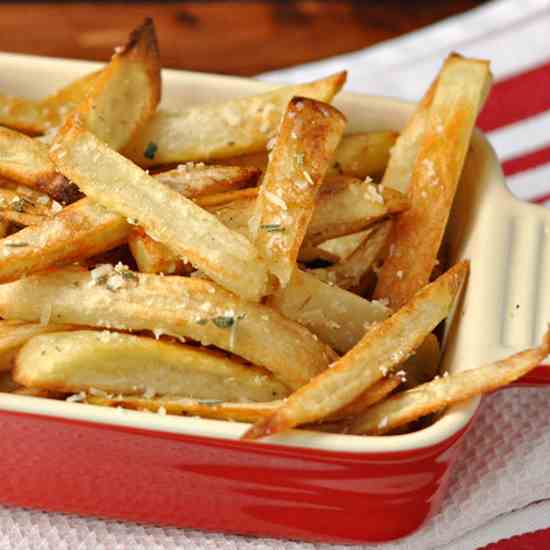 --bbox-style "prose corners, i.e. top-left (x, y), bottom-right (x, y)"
top-left (0, 19), bottom-right (548, 440)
